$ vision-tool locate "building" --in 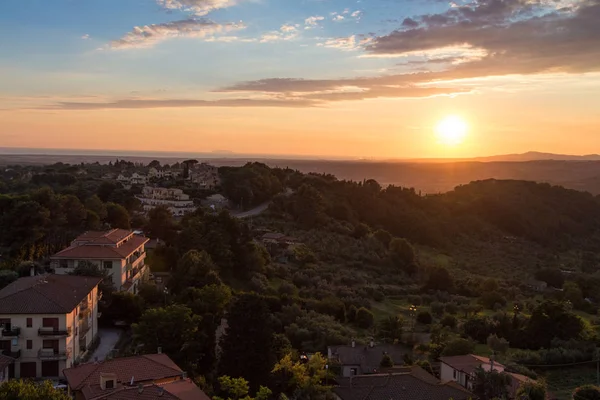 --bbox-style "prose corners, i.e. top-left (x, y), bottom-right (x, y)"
top-left (148, 168), bottom-right (182, 180)
top-left (328, 341), bottom-right (411, 377)
top-left (0, 274), bottom-right (102, 379)
top-left (137, 186), bottom-right (196, 216)
top-left (0, 354), bottom-right (13, 383)
top-left (188, 163), bottom-right (220, 189)
top-left (526, 279), bottom-right (548, 292)
top-left (63, 353), bottom-right (209, 400)
top-left (333, 366), bottom-right (472, 400)
top-left (202, 193), bottom-right (228, 209)
top-left (51, 229), bottom-right (149, 294)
